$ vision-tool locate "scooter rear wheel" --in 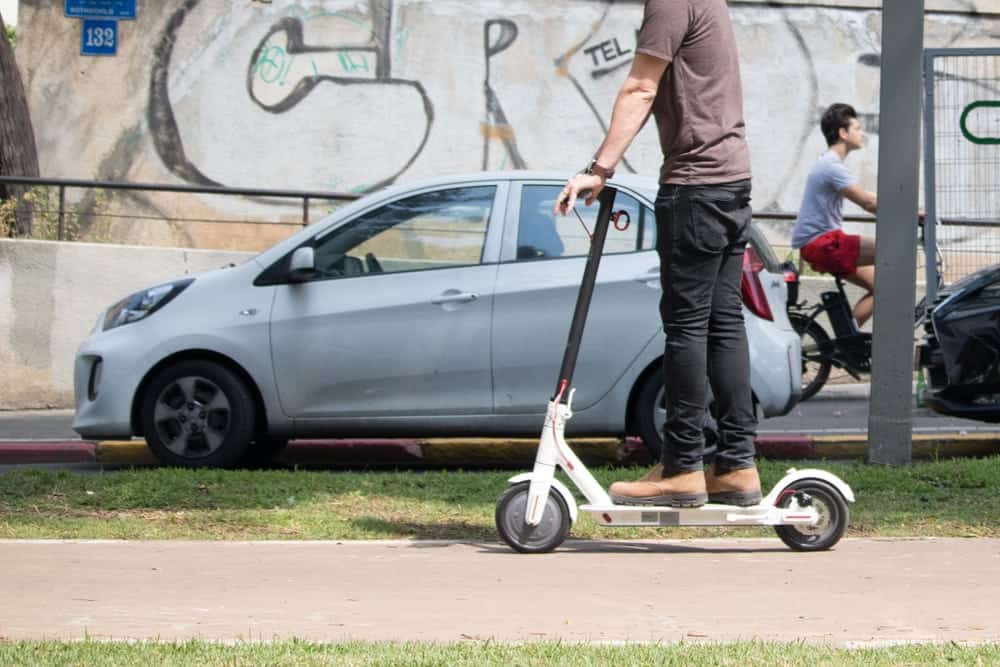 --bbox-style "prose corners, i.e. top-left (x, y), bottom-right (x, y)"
top-left (774, 479), bottom-right (849, 551)
top-left (495, 481), bottom-right (571, 554)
